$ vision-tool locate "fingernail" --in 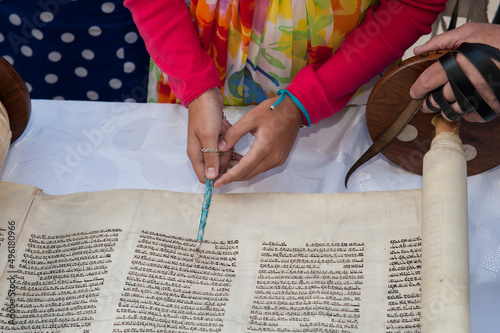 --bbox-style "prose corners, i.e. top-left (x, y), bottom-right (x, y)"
top-left (206, 167), bottom-right (216, 179)
top-left (409, 88), bottom-right (416, 99)
top-left (218, 140), bottom-right (226, 150)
